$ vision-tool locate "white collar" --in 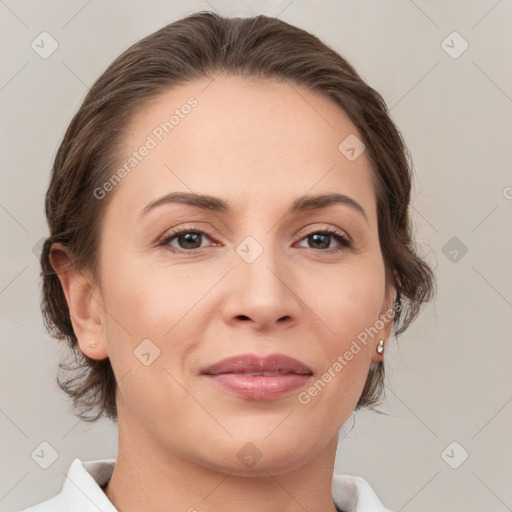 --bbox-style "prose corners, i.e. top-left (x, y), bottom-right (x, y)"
top-left (332, 472), bottom-right (394, 511)
top-left (23, 458), bottom-right (393, 511)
